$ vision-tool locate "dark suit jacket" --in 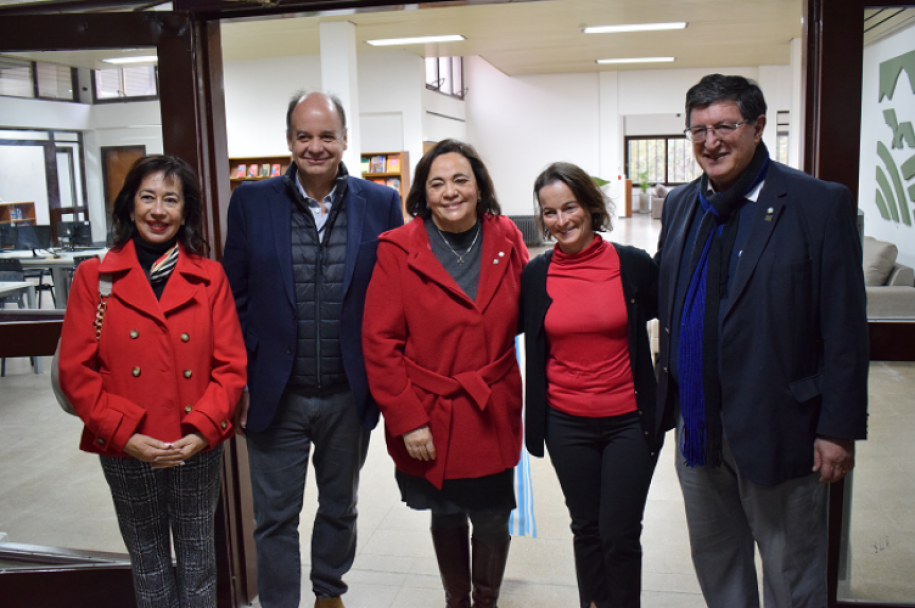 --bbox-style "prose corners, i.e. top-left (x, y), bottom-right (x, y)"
top-left (656, 161), bottom-right (868, 486)
top-left (223, 172), bottom-right (404, 432)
